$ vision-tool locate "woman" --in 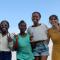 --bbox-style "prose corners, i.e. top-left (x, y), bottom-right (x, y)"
top-left (13, 20), bottom-right (34, 60)
top-left (48, 15), bottom-right (60, 60)
top-left (0, 20), bottom-right (14, 60)
top-left (28, 12), bottom-right (49, 60)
